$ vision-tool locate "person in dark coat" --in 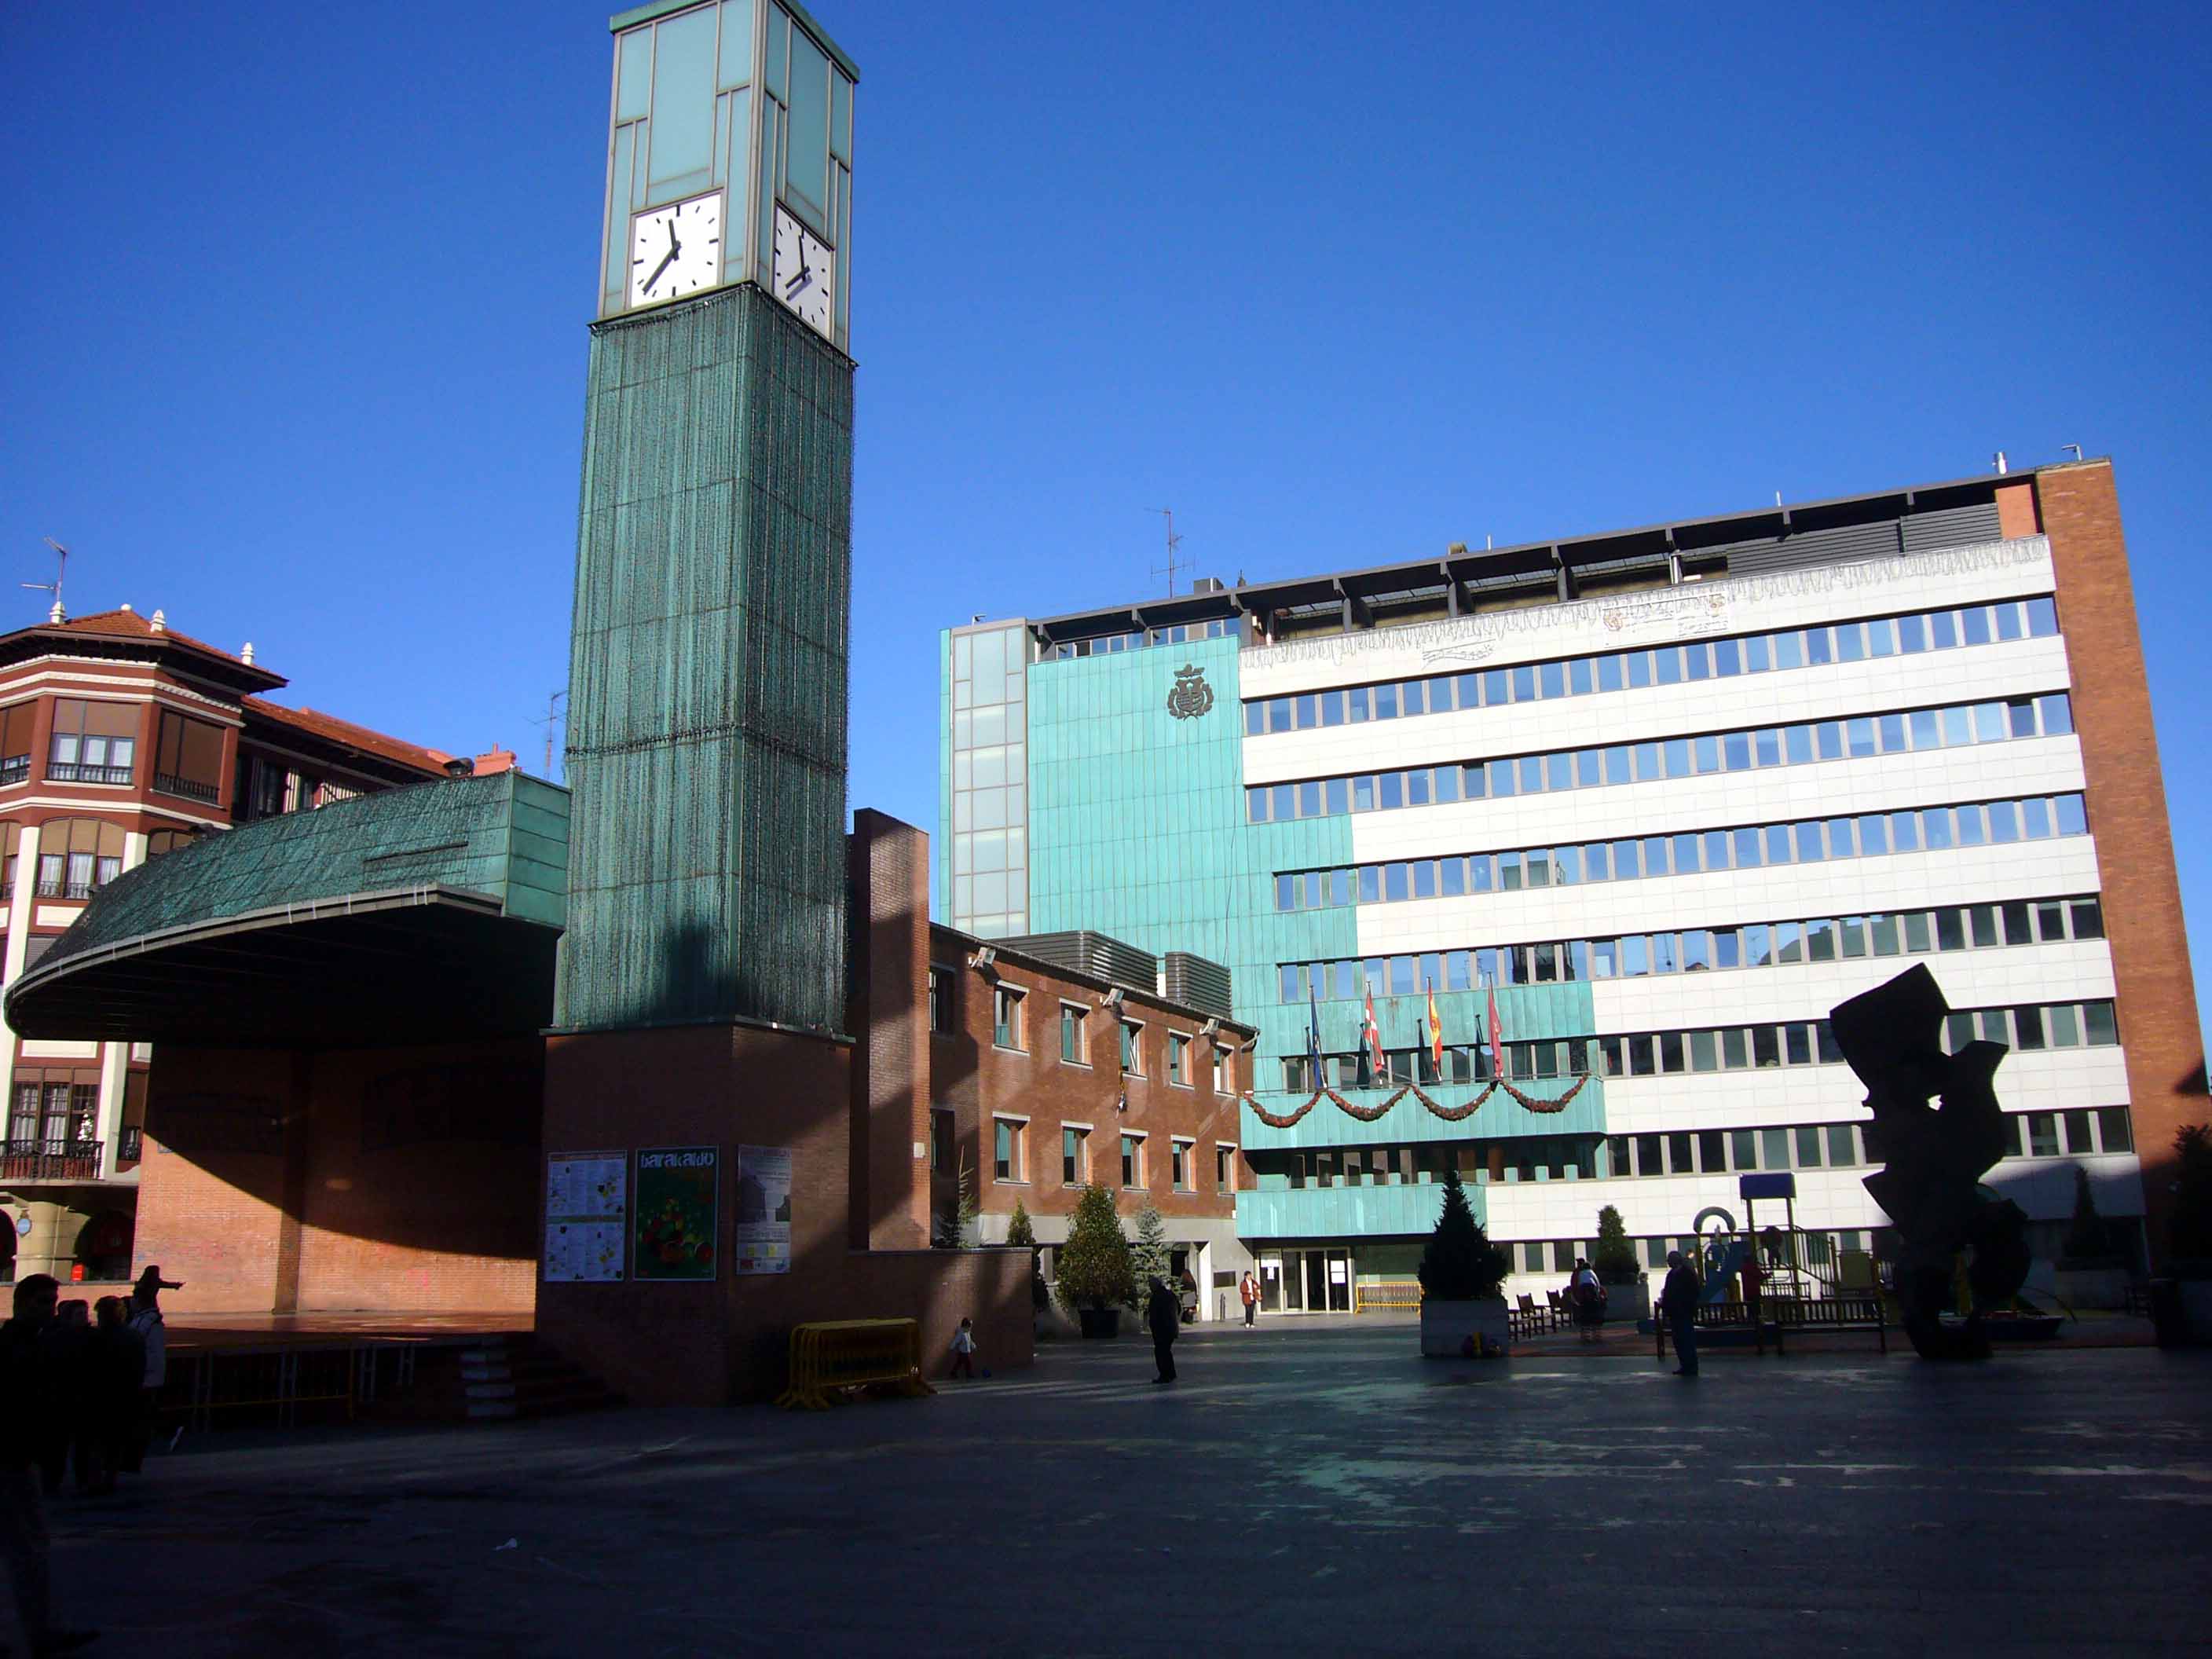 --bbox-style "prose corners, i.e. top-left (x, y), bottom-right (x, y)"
top-left (1146, 1277), bottom-right (1180, 1385)
top-left (0, 1274), bottom-right (97, 1654)
top-left (35, 1302), bottom-right (93, 1496)
top-left (90, 1298), bottom-right (141, 1494)
top-left (1660, 1250), bottom-right (1701, 1376)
